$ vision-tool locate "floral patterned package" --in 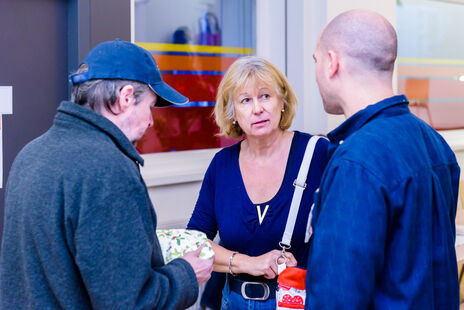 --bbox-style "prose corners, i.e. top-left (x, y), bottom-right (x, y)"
top-left (156, 229), bottom-right (215, 263)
